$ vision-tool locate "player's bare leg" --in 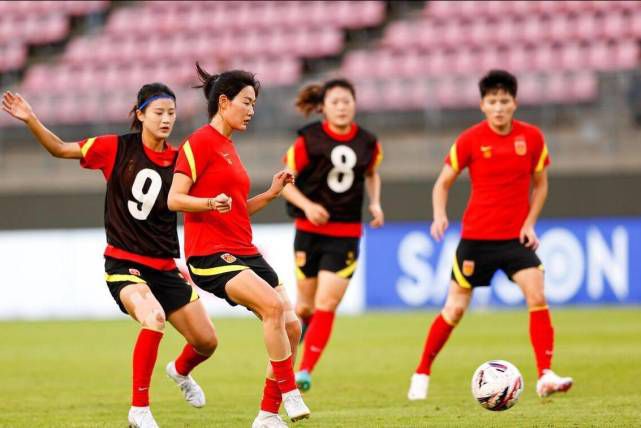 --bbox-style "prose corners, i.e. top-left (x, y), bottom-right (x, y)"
top-left (166, 299), bottom-right (217, 408)
top-left (226, 271), bottom-right (310, 422)
top-left (409, 280), bottom-right (472, 400)
top-left (121, 284), bottom-right (166, 428)
top-left (295, 277), bottom-right (318, 342)
top-left (513, 267), bottom-right (573, 397)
